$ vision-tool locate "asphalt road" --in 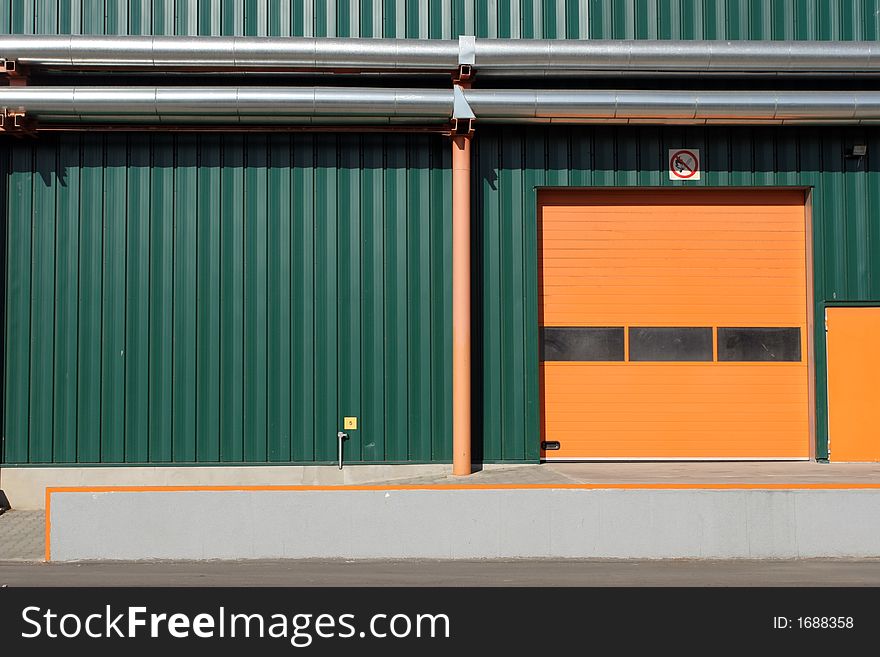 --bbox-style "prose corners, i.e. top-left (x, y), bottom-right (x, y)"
top-left (2, 559), bottom-right (880, 587)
